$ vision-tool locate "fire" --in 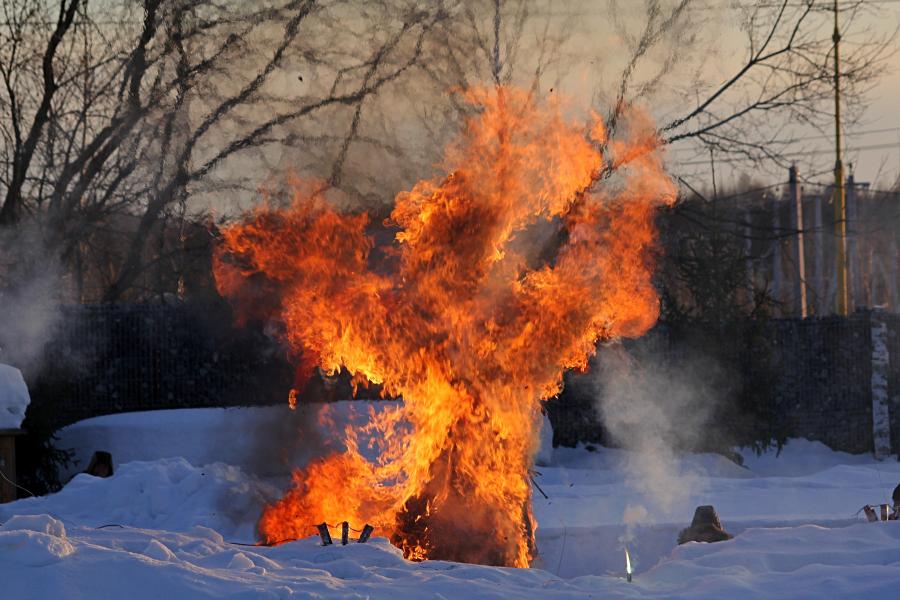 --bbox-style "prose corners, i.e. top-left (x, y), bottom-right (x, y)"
top-left (214, 86), bottom-right (675, 567)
